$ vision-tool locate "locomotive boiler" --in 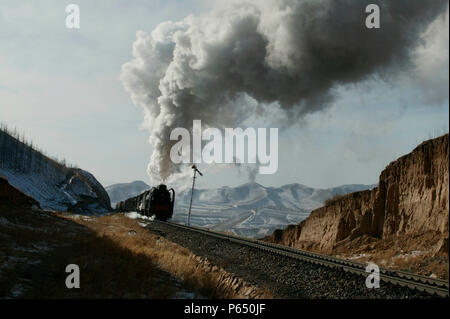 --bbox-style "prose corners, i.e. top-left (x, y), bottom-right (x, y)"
top-left (116, 184), bottom-right (175, 221)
